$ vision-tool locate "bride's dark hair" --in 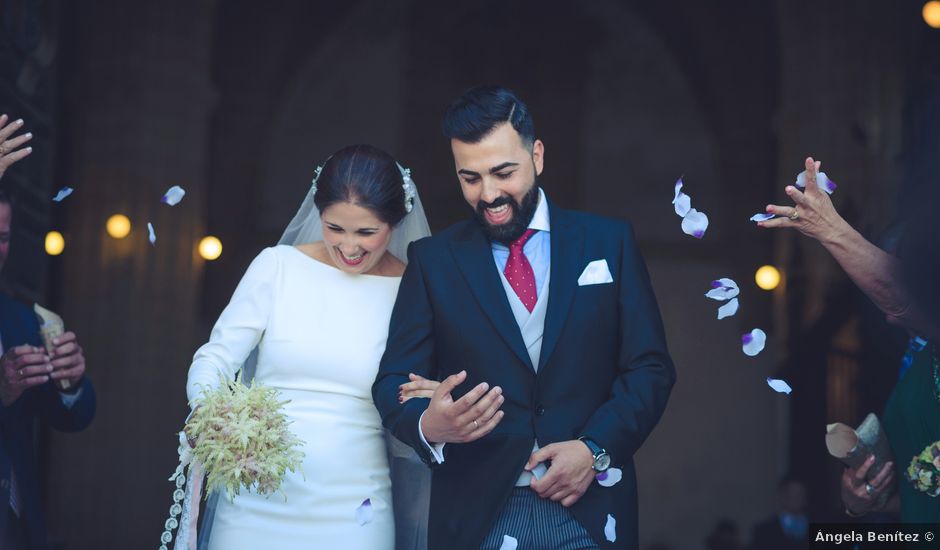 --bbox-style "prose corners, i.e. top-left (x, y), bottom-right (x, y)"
top-left (313, 144), bottom-right (408, 227)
